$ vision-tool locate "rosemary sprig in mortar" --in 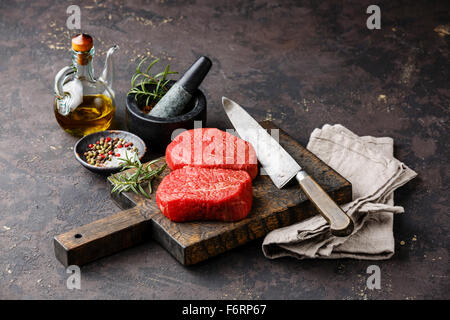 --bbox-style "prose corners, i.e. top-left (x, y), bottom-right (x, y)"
top-left (109, 154), bottom-right (167, 199)
top-left (128, 57), bottom-right (178, 107)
